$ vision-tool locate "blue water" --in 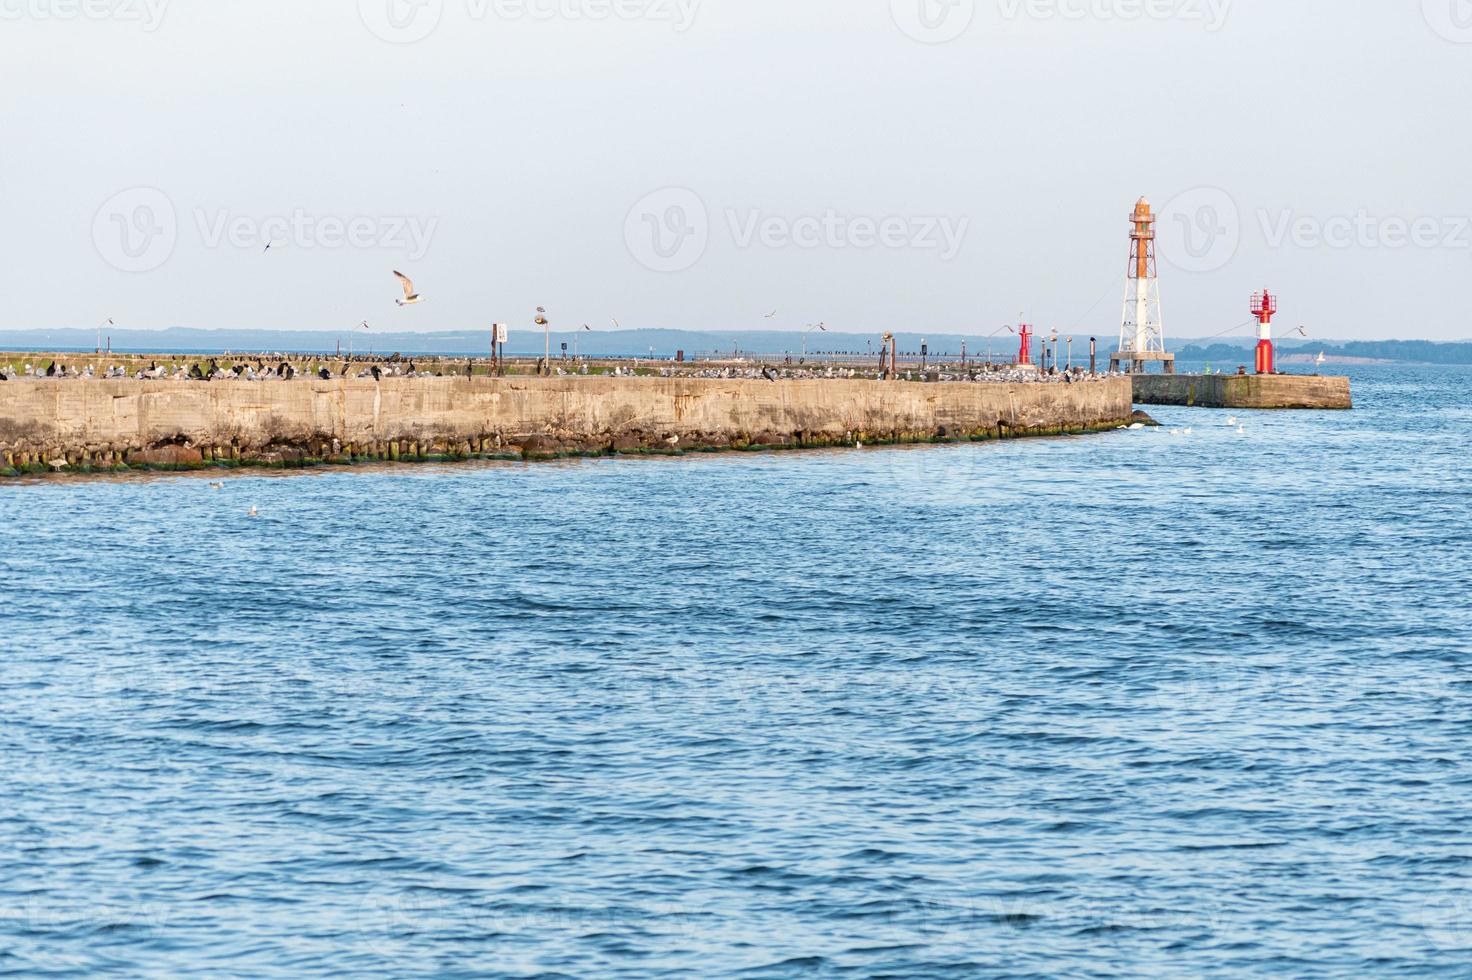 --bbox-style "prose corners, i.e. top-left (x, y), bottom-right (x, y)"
top-left (2, 365), bottom-right (1470, 977)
